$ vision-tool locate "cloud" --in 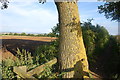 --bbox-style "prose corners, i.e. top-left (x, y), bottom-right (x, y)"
top-left (0, 2), bottom-right (118, 35)
top-left (0, 2), bottom-right (58, 33)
